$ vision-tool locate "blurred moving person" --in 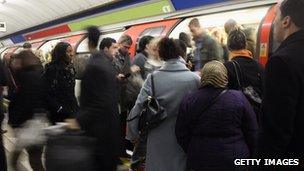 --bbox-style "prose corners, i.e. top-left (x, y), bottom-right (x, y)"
top-left (67, 26), bottom-right (121, 171)
top-left (224, 28), bottom-right (264, 120)
top-left (176, 60), bottom-right (257, 171)
top-left (127, 38), bottom-right (200, 171)
top-left (188, 18), bottom-right (224, 71)
top-left (44, 42), bottom-right (79, 124)
top-left (0, 60), bottom-right (7, 171)
top-left (8, 51), bottom-right (46, 171)
top-left (257, 0), bottom-right (304, 160)
top-left (224, 19), bottom-right (256, 58)
top-left (179, 32), bottom-right (195, 71)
